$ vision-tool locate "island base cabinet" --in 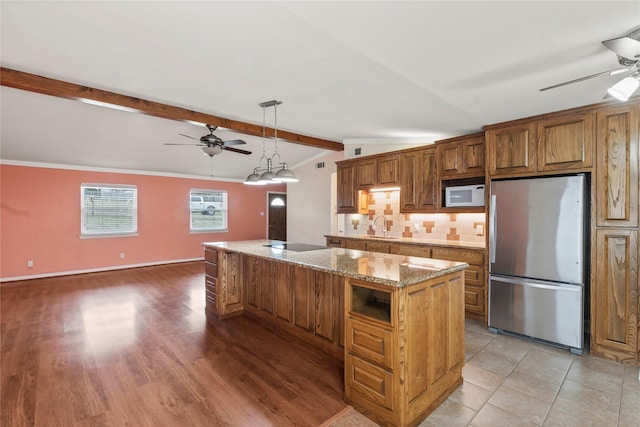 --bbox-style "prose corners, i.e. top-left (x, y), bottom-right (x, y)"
top-left (205, 248), bottom-right (243, 319)
top-left (345, 271), bottom-right (465, 427)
